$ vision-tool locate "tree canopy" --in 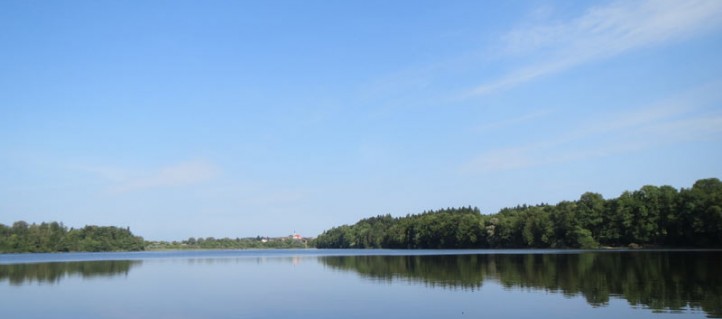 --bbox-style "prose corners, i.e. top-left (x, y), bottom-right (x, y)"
top-left (314, 178), bottom-right (722, 249)
top-left (0, 222), bottom-right (144, 253)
